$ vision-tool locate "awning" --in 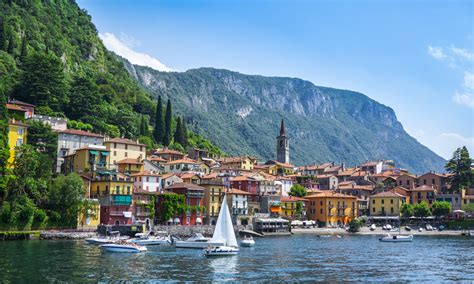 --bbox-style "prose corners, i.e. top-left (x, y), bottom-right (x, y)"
top-left (89, 150), bottom-right (99, 155)
top-left (100, 151), bottom-right (109, 156)
top-left (196, 218), bottom-right (202, 224)
top-left (173, 218), bottom-right (180, 223)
